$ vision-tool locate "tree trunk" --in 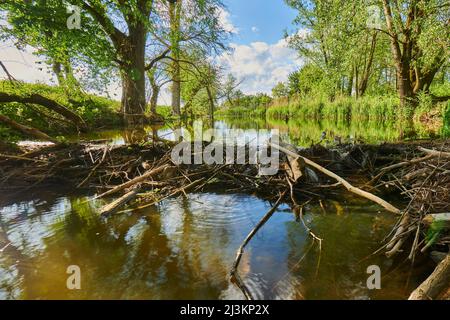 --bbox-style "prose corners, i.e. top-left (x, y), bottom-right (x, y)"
top-left (206, 86), bottom-right (215, 122)
top-left (150, 80), bottom-right (159, 115)
top-left (52, 61), bottom-right (65, 86)
top-left (382, 0), bottom-right (414, 107)
top-left (359, 32), bottom-right (377, 97)
top-left (169, 0), bottom-right (182, 116)
top-left (120, 25), bottom-right (147, 126)
top-left (347, 67), bottom-right (354, 97)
